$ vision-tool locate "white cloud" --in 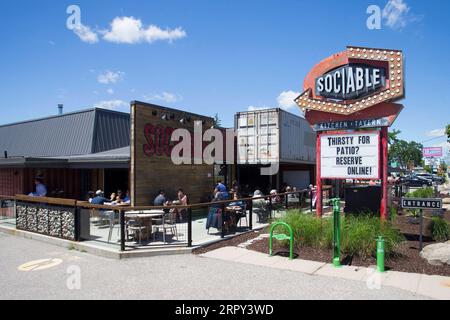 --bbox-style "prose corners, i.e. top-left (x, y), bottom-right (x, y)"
top-left (97, 71), bottom-right (124, 84)
top-left (382, 0), bottom-right (410, 29)
top-left (103, 16), bottom-right (186, 44)
top-left (426, 128), bottom-right (445, 138)
top-left (277, 90), bottom-right (300, 110)
top-left (73, 23), bottom-right (99, 44)
top-left (144, 92), bottom-right (182, 104)
top-left (106, 88), bottom-right (114, 95)
top-left (94, 100), bottom-right (128, 111)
